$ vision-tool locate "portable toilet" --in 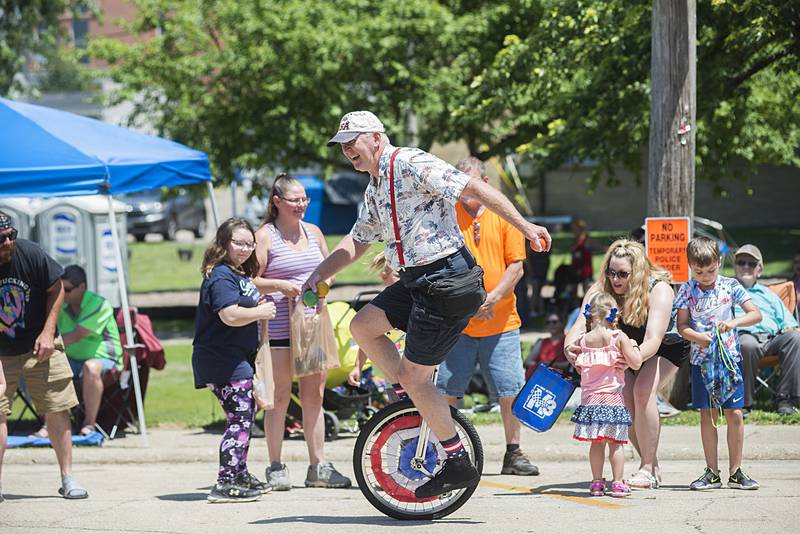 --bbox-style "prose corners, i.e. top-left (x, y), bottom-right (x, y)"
top-left (36, 196), bottom-right (128, 308)
top-left (0, 197), bottom-right (52, 241)
top-left (296, 175), bottom-right (324, 227)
